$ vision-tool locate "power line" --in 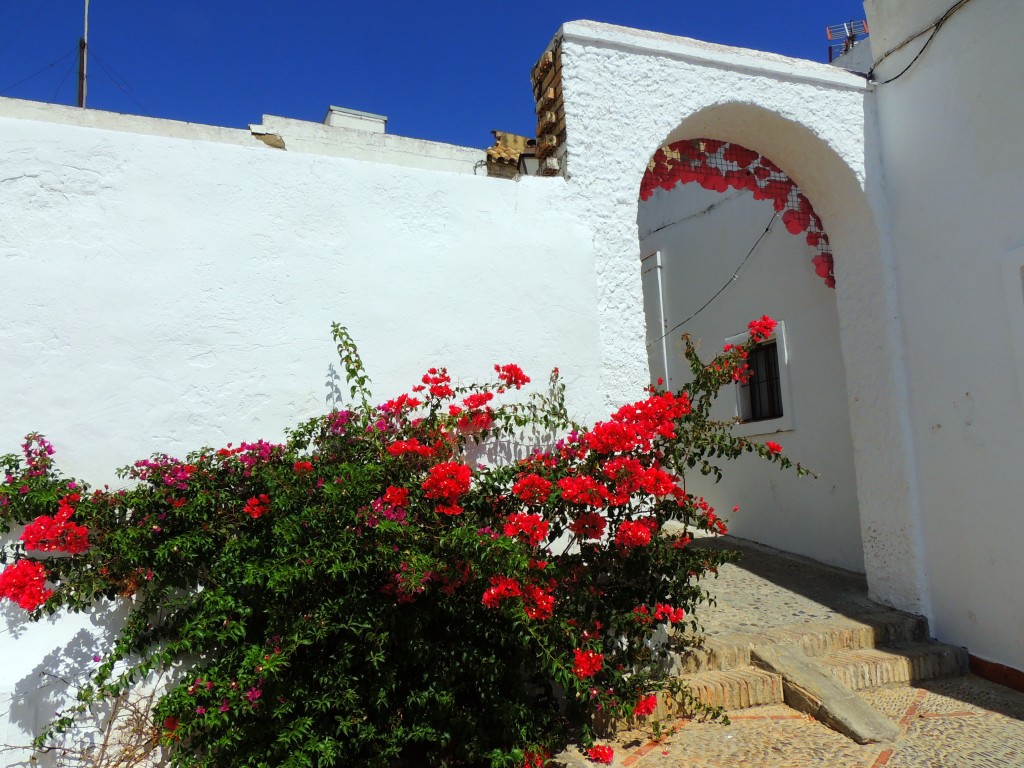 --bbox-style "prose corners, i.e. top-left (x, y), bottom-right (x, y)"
top-left (868, 0), bottom-right (973, 85)
top-left (647, 210), bottom-right (778, 348)
top-left (0, 45), bottom-right (77, 95)
top-left (52, 55), bottom-right (76, 102)
top-left (88, 46), bottom-right (147, 113)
